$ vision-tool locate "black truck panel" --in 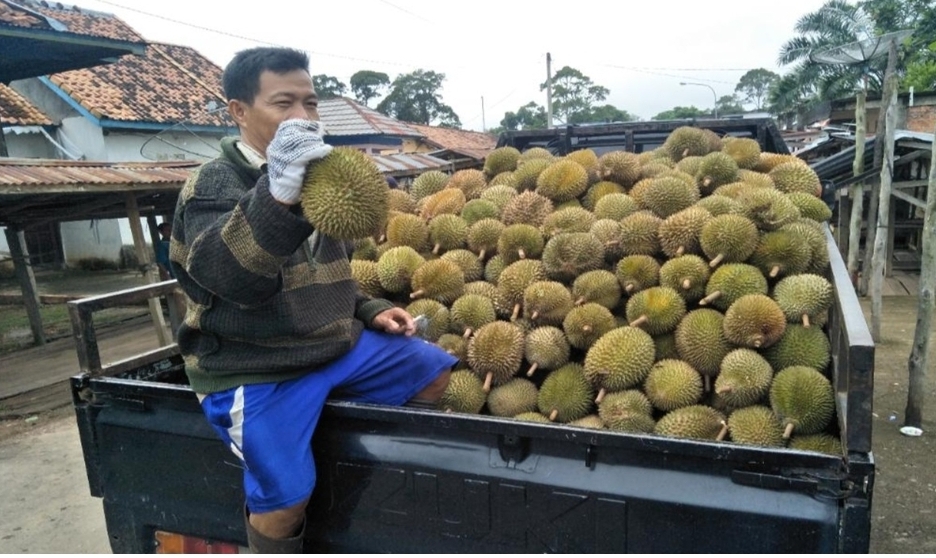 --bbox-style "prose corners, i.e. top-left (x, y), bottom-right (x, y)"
top-left (70, 119), bottom-right (875, 553)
